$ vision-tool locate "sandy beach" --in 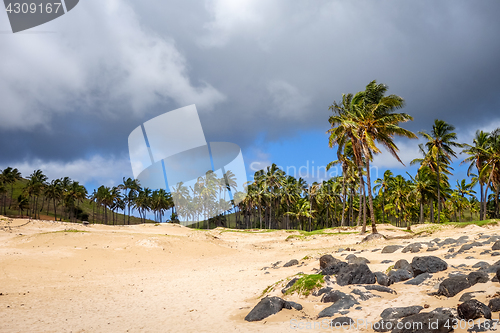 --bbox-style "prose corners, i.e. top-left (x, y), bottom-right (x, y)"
top-left (1, 217), bottom-right (500, 332)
